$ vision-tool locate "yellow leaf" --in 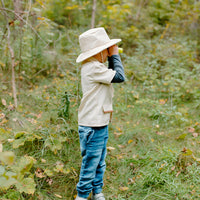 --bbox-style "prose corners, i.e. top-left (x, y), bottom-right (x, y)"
top-left (117, 127), bottom-right (122, 132)
top-left (161, 163), bottom-right (166, 167)
top-left (151, 138), bottom-right (154, 142)
top-left (128, 139), bottom-right (133, 144)
top-left (44, 169), bottom-right (53, 176)
top-left (159, 99), bottom-right (167, 105)
top-left (0, 61), bottom-right (5, 67)
top-left (37, 17), bottom-right (45, 20)
top-left (59, 74), bottom-right (65, 77)
top-left (0, 118), bottom-right (8, 125)
top-left (36, 0), bottom-right (45, 8)
top-left (0, 151), bottom-right (15, 165)
top-left (65, 5), bottom-right (78, 10)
